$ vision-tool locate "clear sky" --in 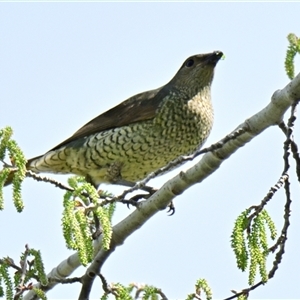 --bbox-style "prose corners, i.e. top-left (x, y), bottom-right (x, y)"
top-left (1, 2), bottom-right (300, 299)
